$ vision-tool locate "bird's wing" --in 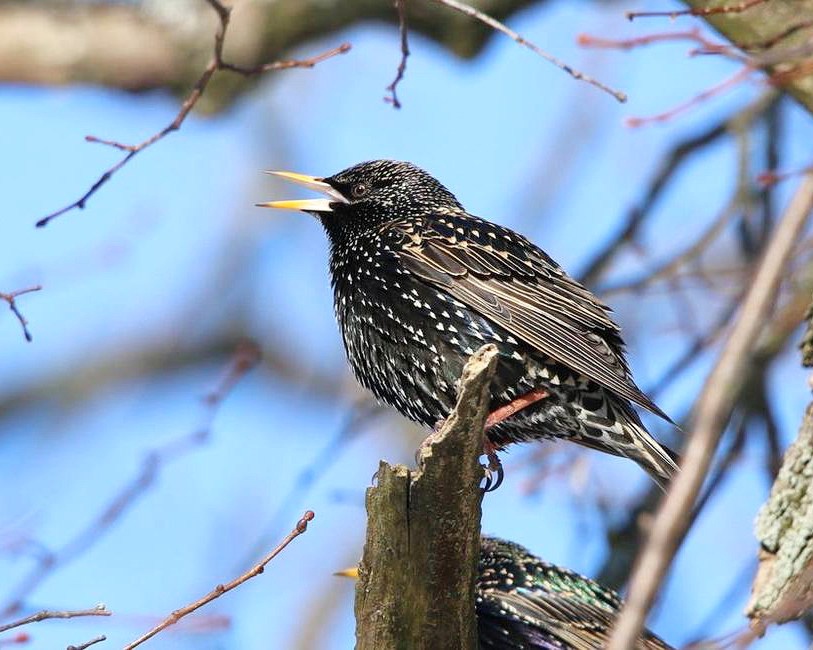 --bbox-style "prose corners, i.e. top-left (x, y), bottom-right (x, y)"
top-left (487, 589), bottom-right (671, 650)
top-left (476, 597), bottom-right (564, 649)
top-left (488, 588), bottom-right (616, 650)
top-left (394, 216), bottom-right (670, 420)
